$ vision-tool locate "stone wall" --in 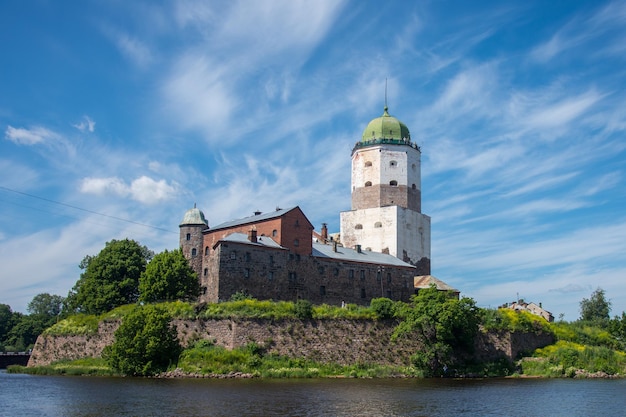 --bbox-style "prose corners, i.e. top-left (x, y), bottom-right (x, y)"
top-left (28, 318), bottom-right (554, 368)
